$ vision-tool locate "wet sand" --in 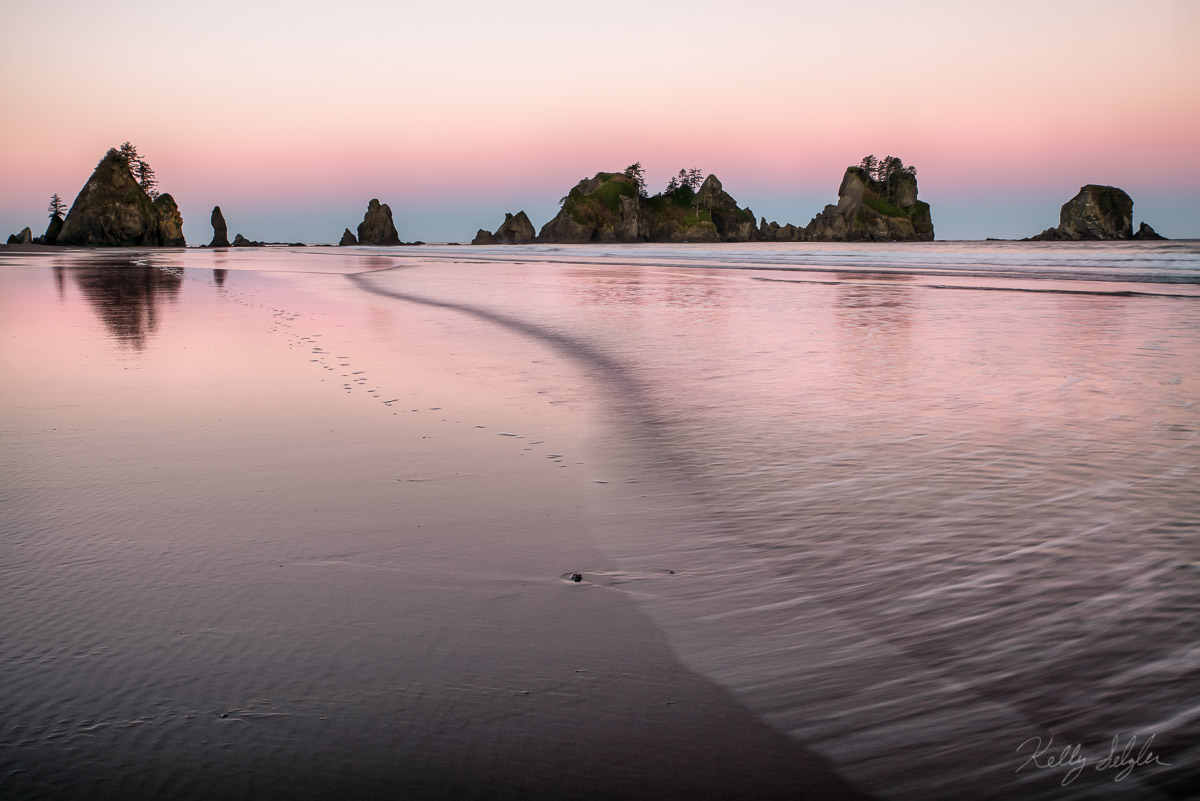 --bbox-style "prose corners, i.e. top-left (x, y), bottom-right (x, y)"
top-left (0, 253), bottom-right (872, 800)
